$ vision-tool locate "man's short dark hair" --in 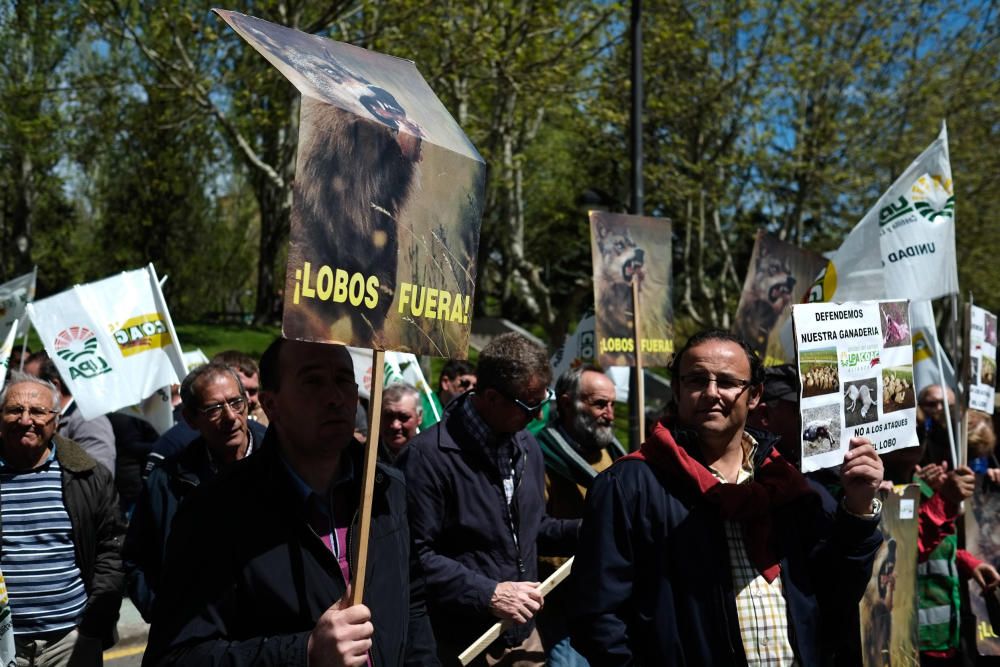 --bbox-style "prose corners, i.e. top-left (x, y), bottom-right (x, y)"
top-left (669, 329), bottom-right (764, 398)
top-left (476, 333), bottom-right (551, 396)
top-left (25, 351), bottom-right (68, 396)
top-left (180, 363), bottom-right (245, 409)
top-left (439, 359), bottom-right (475, 384)
top-left (259, 337), bottom-right (286, 393)
top-left (210, 350), bottom-right (259, 378)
